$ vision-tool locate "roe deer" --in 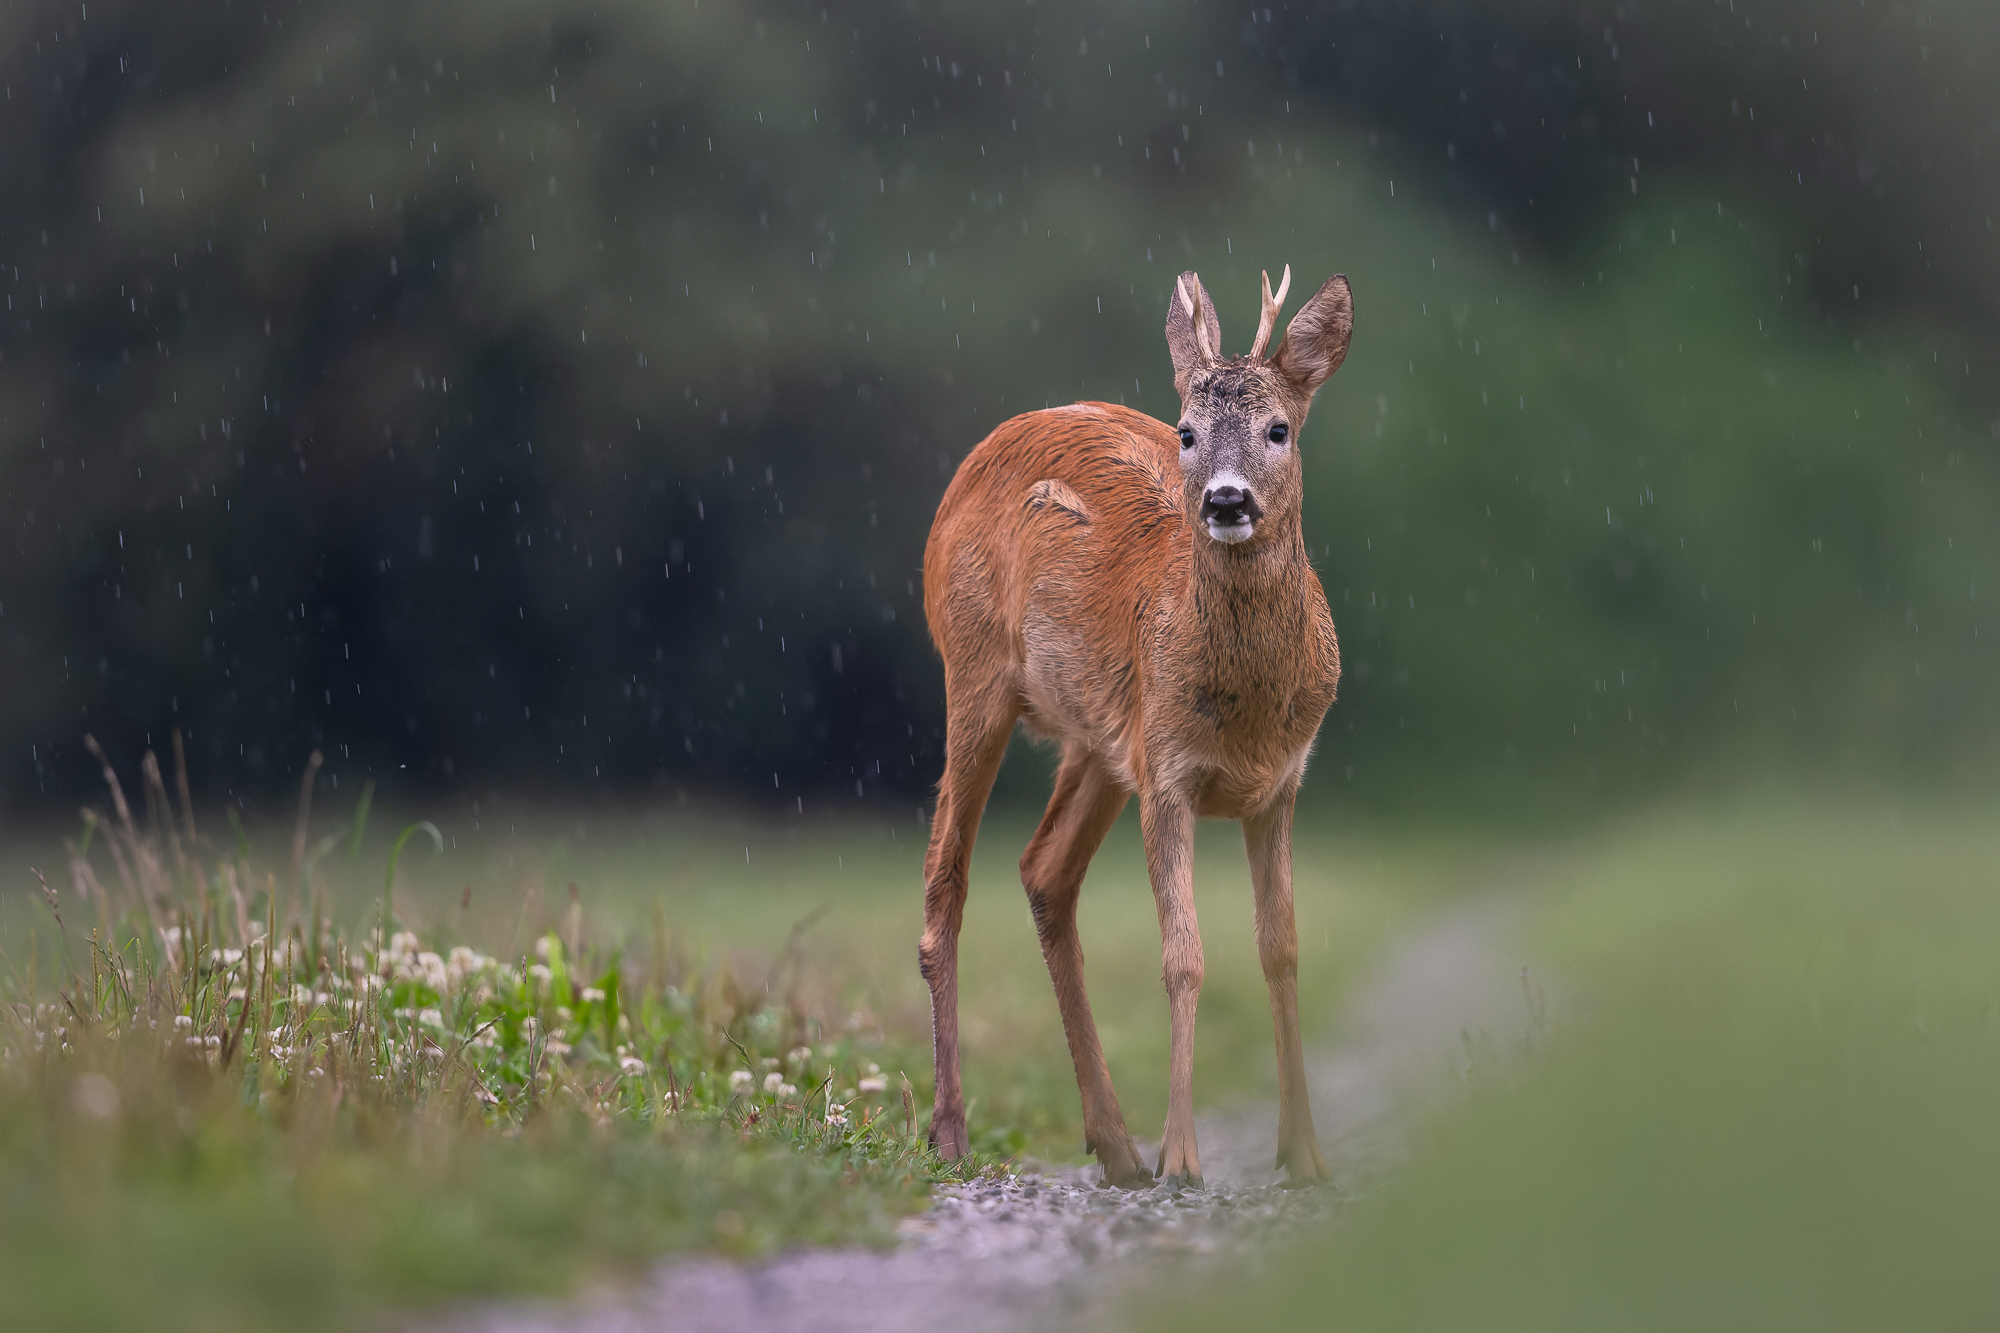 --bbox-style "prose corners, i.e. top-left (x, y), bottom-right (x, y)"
top-left (919, 265), bottom-right (1353, 1187)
